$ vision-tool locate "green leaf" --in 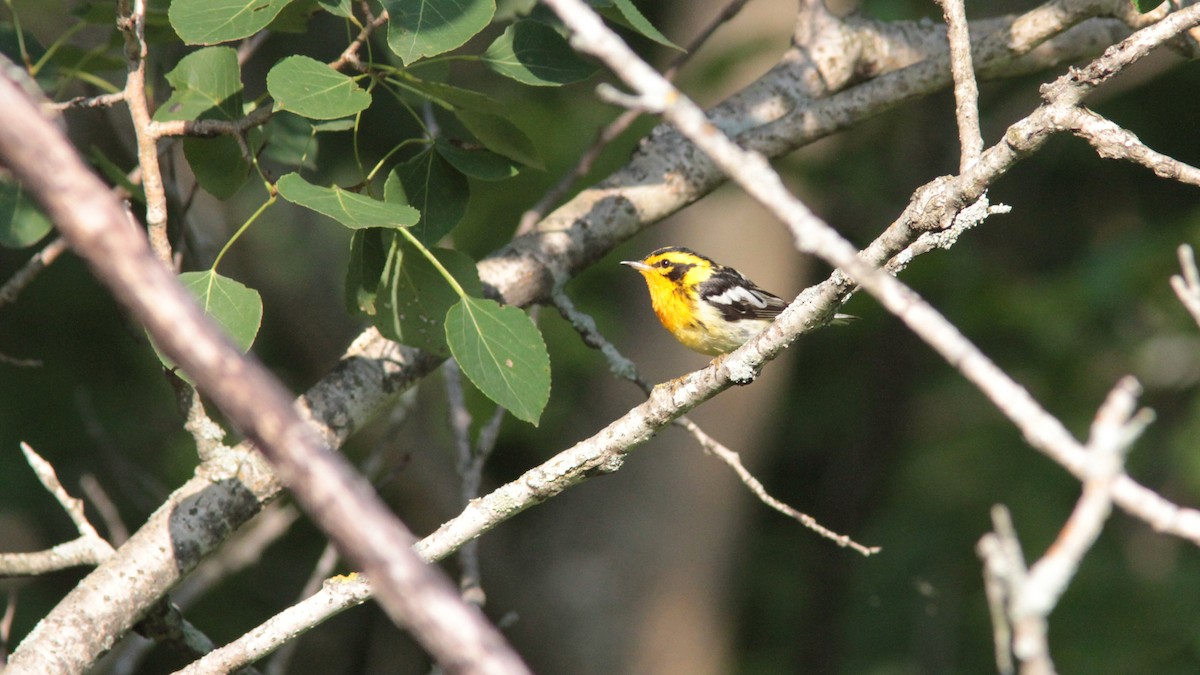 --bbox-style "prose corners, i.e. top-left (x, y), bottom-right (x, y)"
top-left (262, 111), bottom-right (319, 169)
top-left (495, 0), bottom-right (538, 21)
top-left (1132, 0), bottom-right (1166, 11)
top-left (446, 296), bottom-right (550, 425)
top-left (482, 20), bottom-right (596, 86)
top-left (267, 55), bottom-right (371, 120)
top-left (266, 0), bottom-right (324, 32)
top-left (181, 271), bottom-right (263, 352)
top-left (435, 138), bottom-right (519, 181)
top-left (184, 136), bottom-right (251, 199)
top-left (454, 109), bottom-right (542, 170)
top-left (388, 150), bottom-right (469, 244)
top-left (603, 0), bottom-right (680, 50)
top-left (393, 73), bottom-right (507, 115)
top-left (346, 228), bottom-right (389, 316)
top-left (0, 181), bottom-right (52, 249)
top-left (377, 240), bottom-right (482, 355)
top-left (311, 117), bottom-right (358, 132)
top-left (170, 0), bottom-right (294, 45)
top-left (317, 0), bottom-right (355, 17)
top-left (382, 0), bottom-right (496, 65)
top-left (154, 47), bottom-right (252, 197)
top-left (276, 173), bottom-right (420, 229)
top-left (156, 271), bottom-right (263, 377)
top-left (155, 46), bottom-right (243, 122)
